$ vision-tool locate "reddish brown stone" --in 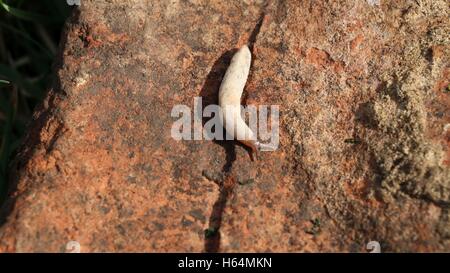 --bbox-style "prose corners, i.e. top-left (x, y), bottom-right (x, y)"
top-left (0, 0), bottom-right (449, 252)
